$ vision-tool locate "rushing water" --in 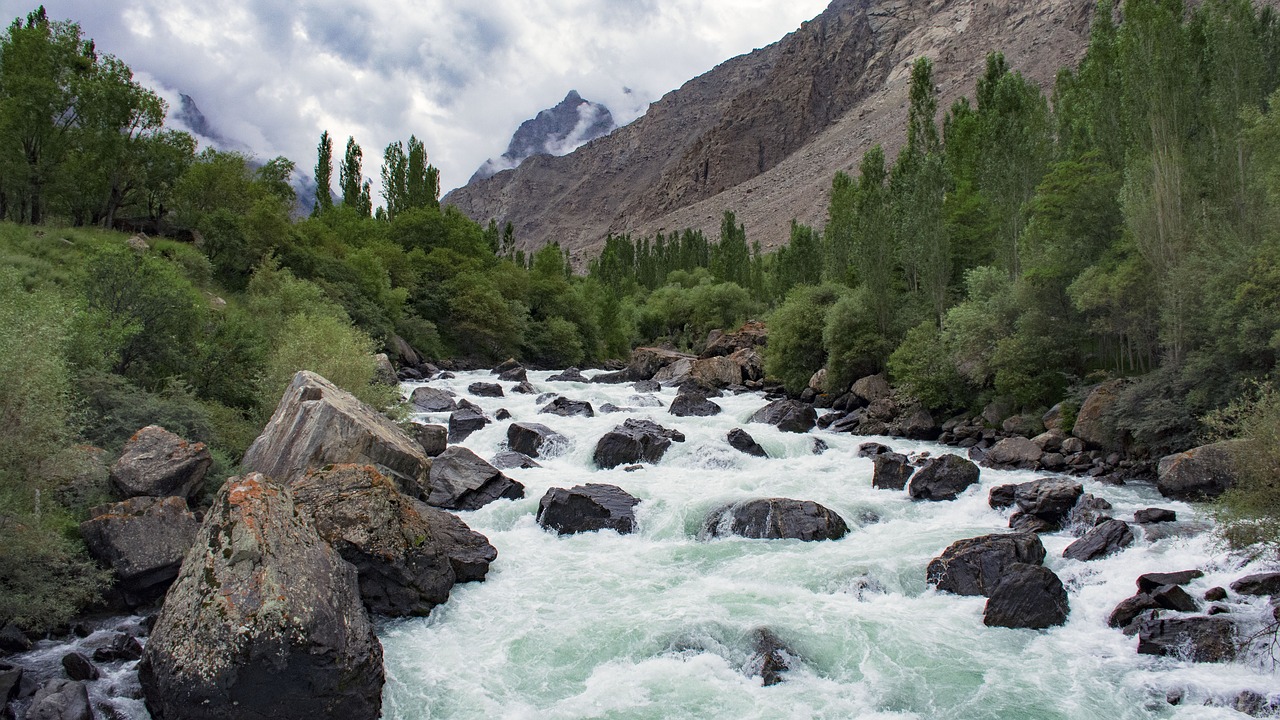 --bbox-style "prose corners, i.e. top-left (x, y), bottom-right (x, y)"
top-left (382, 370), bottom-right (1279, 720)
